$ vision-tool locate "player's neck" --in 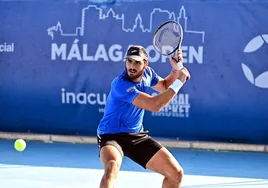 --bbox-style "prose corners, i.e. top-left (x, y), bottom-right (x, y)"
top-left (131, 77), bottom-right (142, 83)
